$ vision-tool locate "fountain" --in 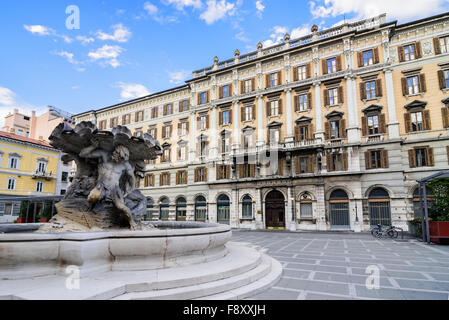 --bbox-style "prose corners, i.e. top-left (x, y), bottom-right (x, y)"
top-left (0, 122), bottom-right (281, 300)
